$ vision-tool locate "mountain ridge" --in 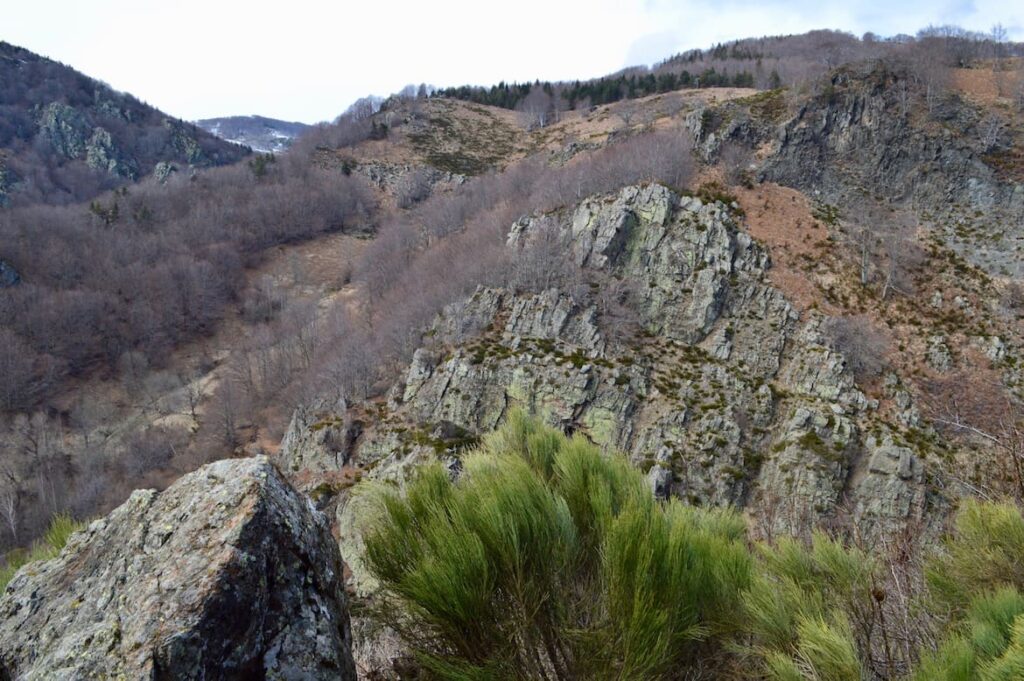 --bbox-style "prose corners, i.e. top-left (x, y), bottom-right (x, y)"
top-left (0, 40), bottom-right (249, 206)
